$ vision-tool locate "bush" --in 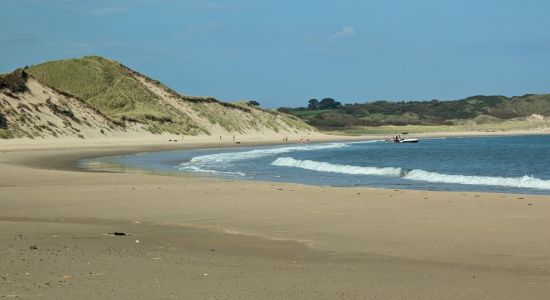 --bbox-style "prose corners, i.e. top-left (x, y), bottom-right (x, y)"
top-left (0, 69), bottom-right (28, 93)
